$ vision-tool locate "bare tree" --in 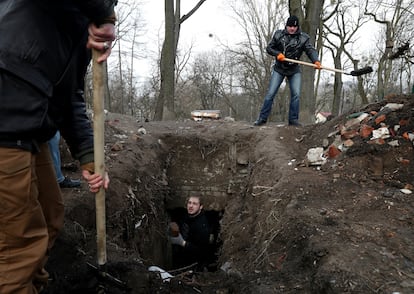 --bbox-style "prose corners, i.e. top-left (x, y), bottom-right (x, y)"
top-left (365, 0), bottom-right (414, 99)
top-left (290, 0), bottom-right (324, 123)
top-left (170, 50), bottom-right (237, 119)
top-left (112, 1), bottom-right (144, 114)
top-left (190, 52), bottom-right (229, 109)
top-left (154, 0), bottom-right (207, 121)
top-left (228, 0), bottom-right (287, 122)
top-left (84, 0), bottom-right (145, 115)
top-left (323, 1), bottom-right (369, 115)
top-left (136, 76), bottom-right (159, 121)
